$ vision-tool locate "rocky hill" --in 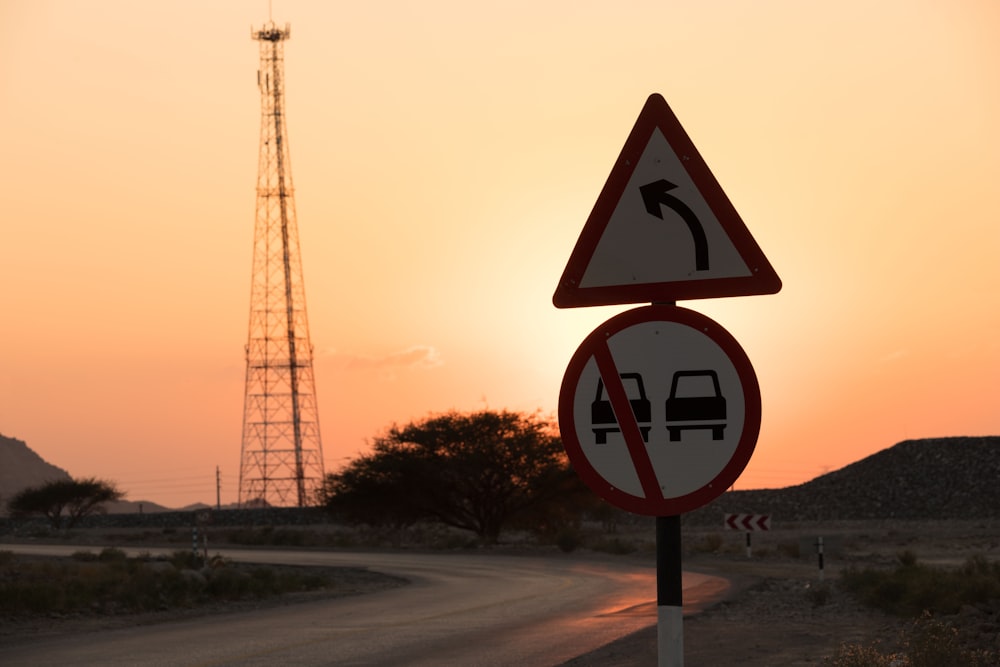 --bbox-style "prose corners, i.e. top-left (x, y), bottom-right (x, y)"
top-left (0, 434), bottom-right (175, 514)
top-left (0, 433), bottom-right (71, 501)
top-left (685, 436), bottom-right (1000, 525)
